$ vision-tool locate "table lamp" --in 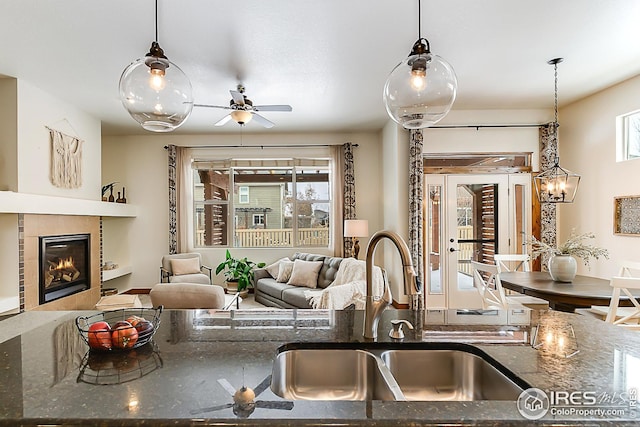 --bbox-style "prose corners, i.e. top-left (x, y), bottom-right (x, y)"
top-left (344, 219), bottom-right (369, 259)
